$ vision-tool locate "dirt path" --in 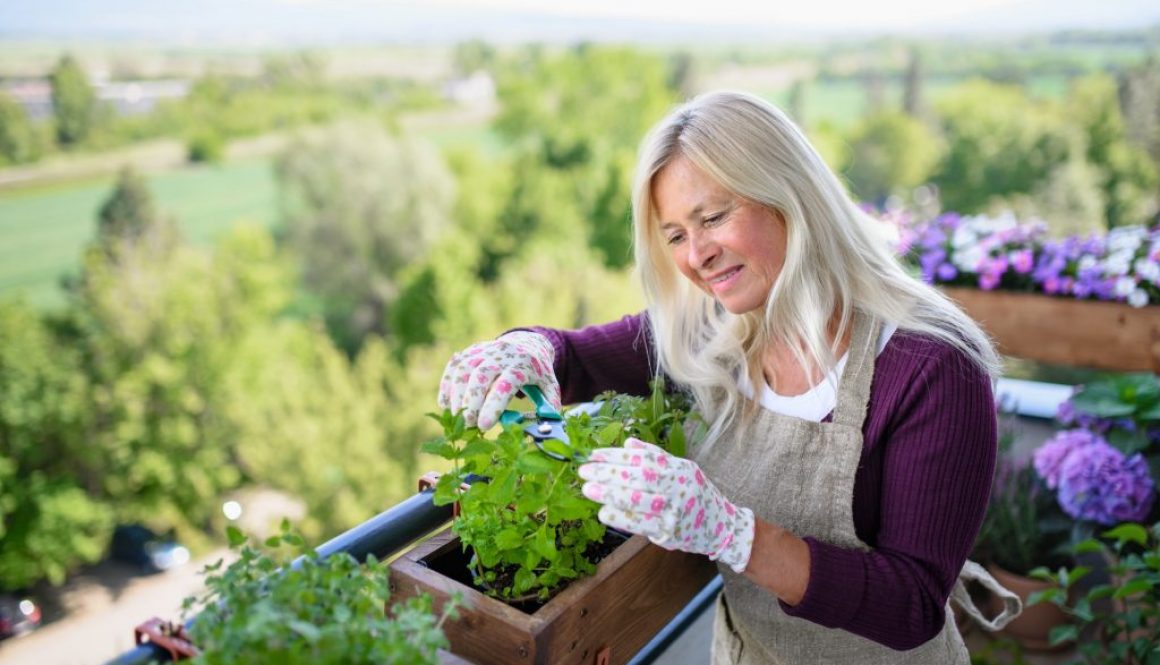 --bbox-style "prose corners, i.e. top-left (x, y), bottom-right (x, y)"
top-left (0, 549), bottom-right (231, 665)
